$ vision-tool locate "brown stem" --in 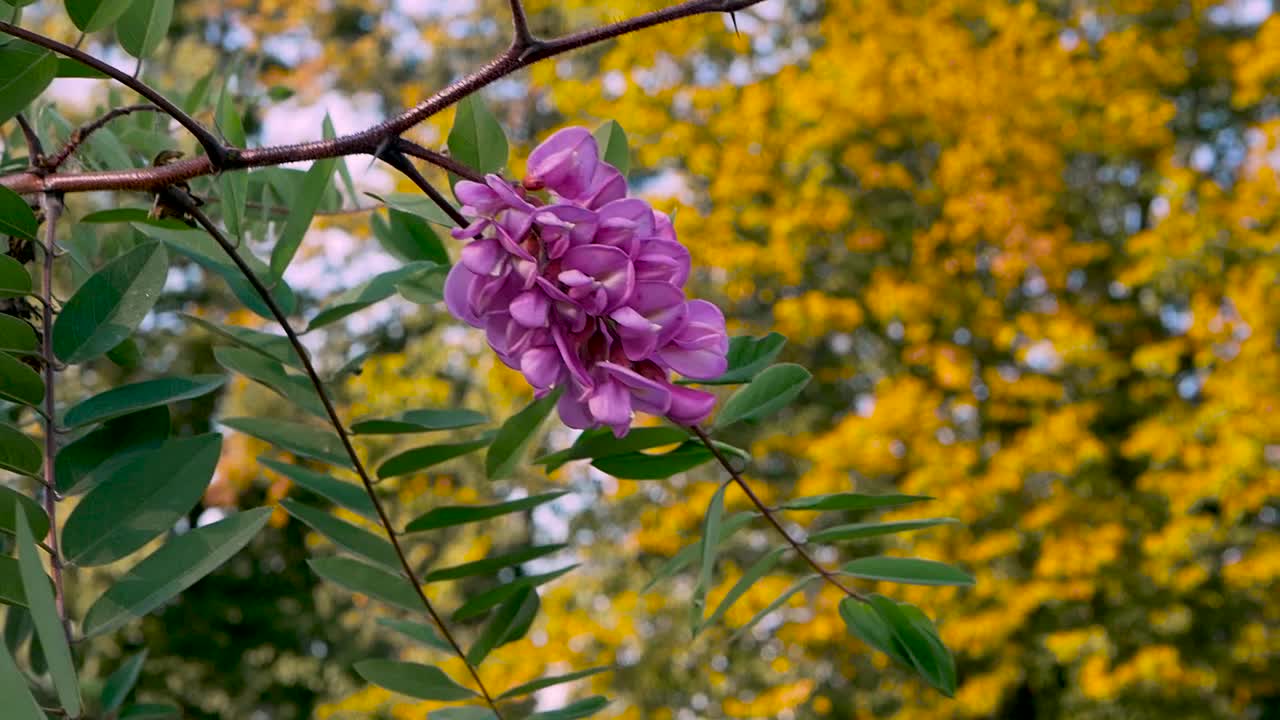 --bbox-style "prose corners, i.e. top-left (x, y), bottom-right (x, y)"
top-left (38, 192), bottom-right (71, 638)
top-left (0, 0), bottom-right (766, 196)
top-left (394, 139), bottom-right (485, 183)
top-left (46, 104), bottom-right (165, 170)
top-left (161, 188), bottom-right (505, 718)
top-left (0, 22), bottom-right (228, 167)
top-left (688, 425), bottom-right (866, 601)
top-left (508, 0), bottom-right (536, 46)
top-left (378, 150), bottom-right (470, 227)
